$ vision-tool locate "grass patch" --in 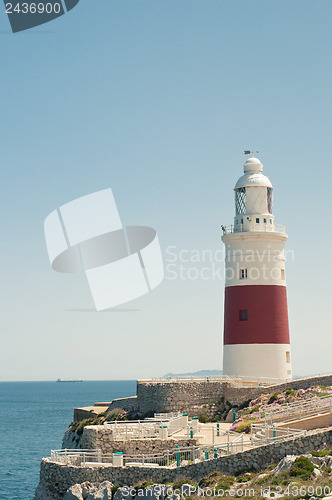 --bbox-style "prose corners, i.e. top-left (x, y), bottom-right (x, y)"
top-left (310, 449), bottom-right (332, 457)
